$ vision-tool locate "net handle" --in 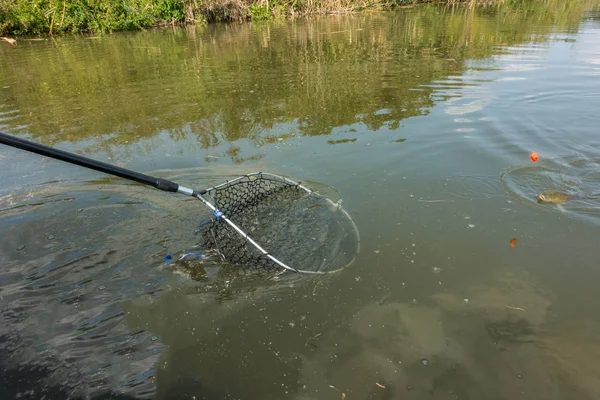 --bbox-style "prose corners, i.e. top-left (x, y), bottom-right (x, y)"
top-left (0, 132), bottom-right (206, 197)
top-left (1, 133), bottom-right (338, 275)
